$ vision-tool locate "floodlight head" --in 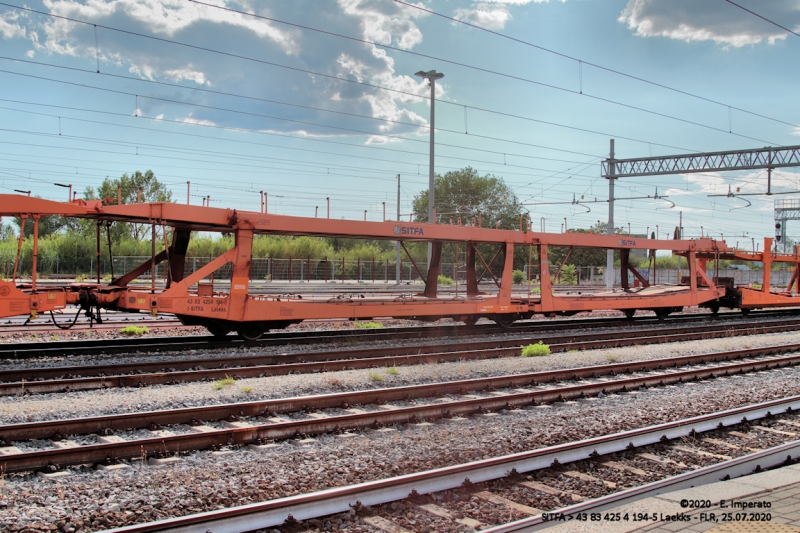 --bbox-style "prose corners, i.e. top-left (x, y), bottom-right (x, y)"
top-left (415, 69), bottom-right (444, 80)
